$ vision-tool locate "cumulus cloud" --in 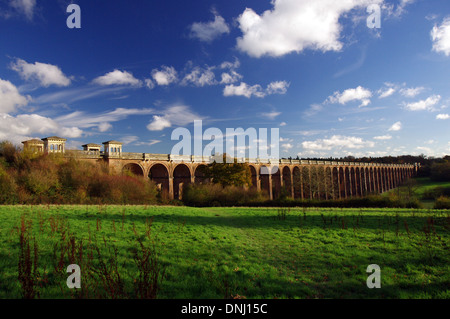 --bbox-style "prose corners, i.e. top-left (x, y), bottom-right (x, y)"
top-left (146, 105), bottom-right (204, 131)
top-left (404, 95), bottom-right (441, 111)
top-left (11, 58), bottom-right (72, 87)
top-left (302, 135), bottom-right (375, 151)
top-left (236, 0), bottom-right (381, 58)
top-left (223, 82), bottom-right (265, 98)
top-left (377, 83), bottom-right (397, 99)
top-left (388, 121), bottom-right (402, 131)
top-left (190, 14), bottom-right (230, 42)
top-left (0, 78), bottom-right (31, 113)
top-left (281, 143), bottom-right (293, 152)
top-left (92, 70), bottom-right (142, 87)
top-left (436, 113), bottom-right (450, 120)
top-left (181, 67), bottom-right (216, 87)
top-left (400, 86), bottom-right (425, 98)
top-left (147, 116), bottom-right (172, 131)
top-left (431, 17), bottom-right (450, 56)
top-left (220, 71), bottom-right (243, 85)
top-left (224, 81), bottom-right (290, 98)
top-left (98, 122), bottom-right (112, 132)
top-left (327, 86), bottom-right (372, 107)
top-left (151, 66), bottom-right (178, 86)
top-left (0, 113), bottom-right (83, 144)
top-left (266, 81), bottom-right (290, 95)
